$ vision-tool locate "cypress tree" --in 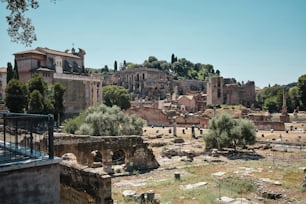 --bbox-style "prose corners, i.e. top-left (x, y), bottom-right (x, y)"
top-left (114, 60), bottom-right (117, 72)
top-left (13, 59), bottom-right (19, 79)
top-left (6, 62), bottom-right (14, 83)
